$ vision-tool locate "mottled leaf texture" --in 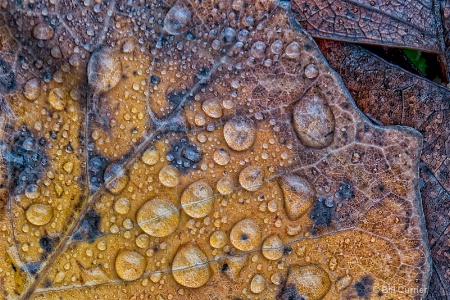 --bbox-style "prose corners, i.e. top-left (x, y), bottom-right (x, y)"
top-left (0, 1), bottom-right (430, 300)
top-left (317, 40), bottom-right (450, 299)
top-left (292, 0), bottom-right (443, 52)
